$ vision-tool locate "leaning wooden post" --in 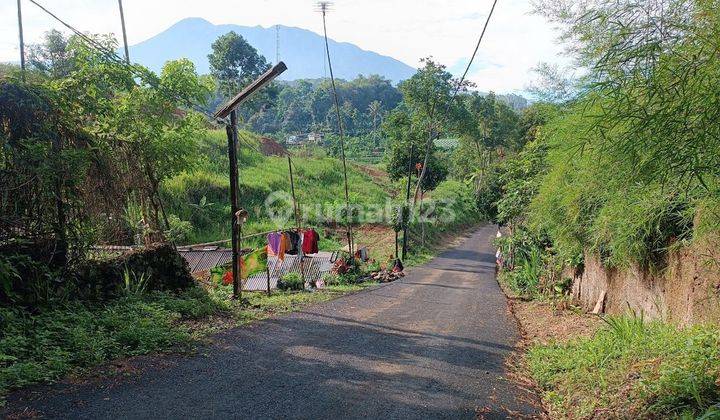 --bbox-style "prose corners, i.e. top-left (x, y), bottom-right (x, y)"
top-left (401, 143), bottom-right (414, 260)
top-left (395, 231), bottom-right (399, 259)
top-left (214, 62), bottom-right (287, 299)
